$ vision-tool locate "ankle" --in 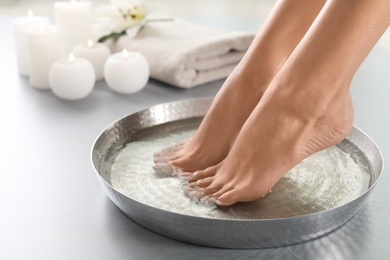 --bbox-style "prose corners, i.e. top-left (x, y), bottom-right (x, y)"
top-left (270, 73), bottom-right (354, 125)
